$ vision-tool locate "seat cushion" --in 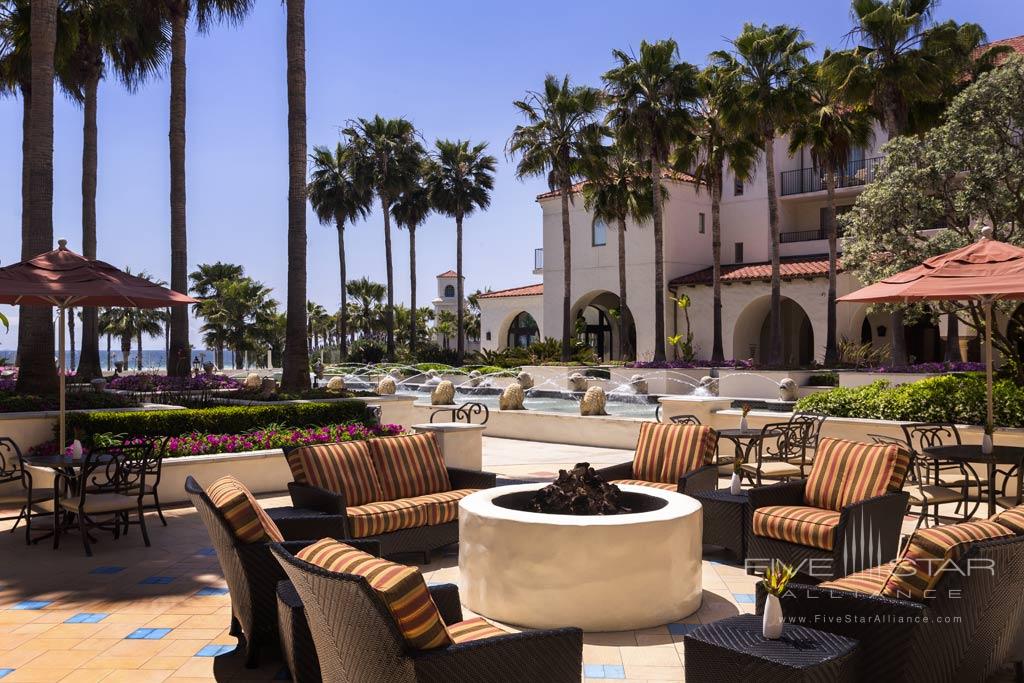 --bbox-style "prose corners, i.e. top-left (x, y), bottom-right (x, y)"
top-left (285, 442), bottom-right (383, 506)
top-left (207, 476), bottom-right (284, 544)
top-left (882, 519), bottom-right (1014, 600)
top-left (0, 488), bottom-right (53, 506)
top-left (447, 617), bottom-right (509, 644)
top-left (741, 461), bottom-right (802, 479)
top-left (295, 538), bottom-right (451, 650)
top-left (819, 560), bottom-right (897, 596)
top-left (632, 423), bottom-right (717, 484)
top-left (368, 433), bottom-right (451, 500)
top-left (991, 504), bottom-right (1024, 534)
top-left (610, 479), bottom-right (677, 492)
top-left (752, 505), bottom-right (842, 551)
top-left (804, 438), bottom-right (900, 511)
top-left (59, 493), bottom-right (139, 514)
top-left (907, 485), bottom-right (965, 506)
top-left (346, 489), bottom-right (477, 538)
